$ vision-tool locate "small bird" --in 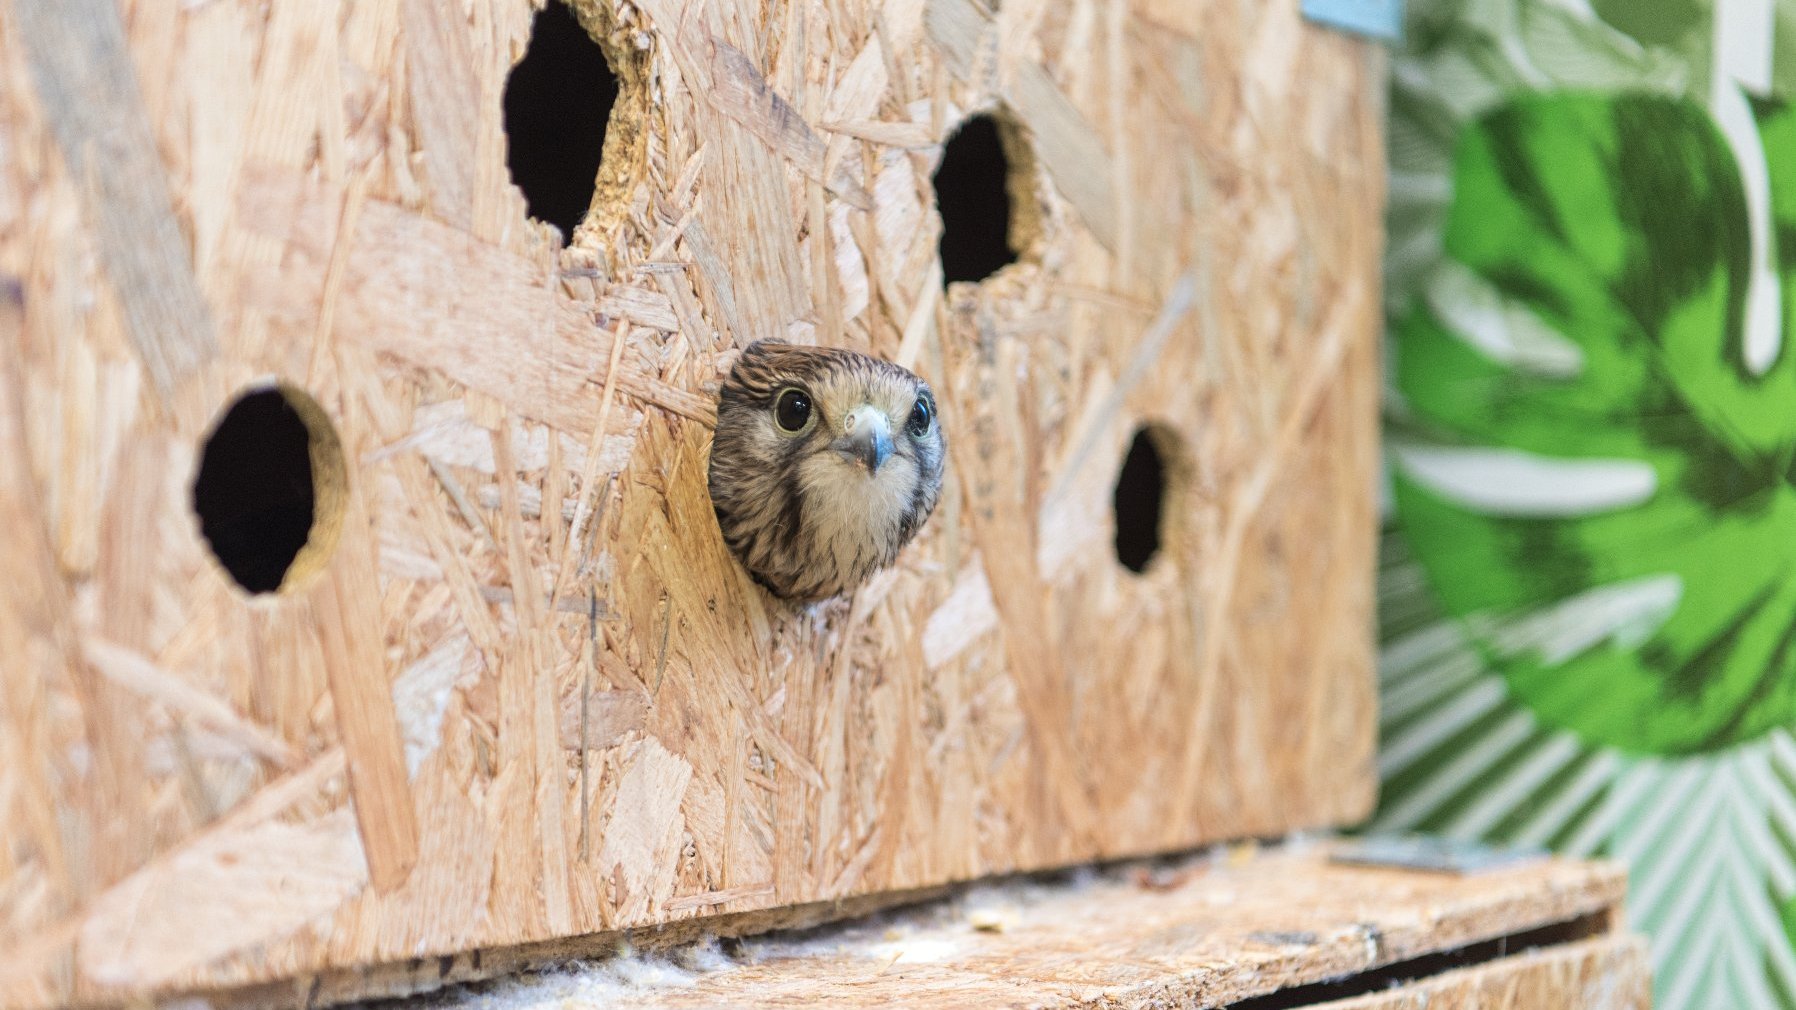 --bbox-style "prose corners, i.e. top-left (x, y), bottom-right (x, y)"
top-left (708, 340), bottom-right (947, 603)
